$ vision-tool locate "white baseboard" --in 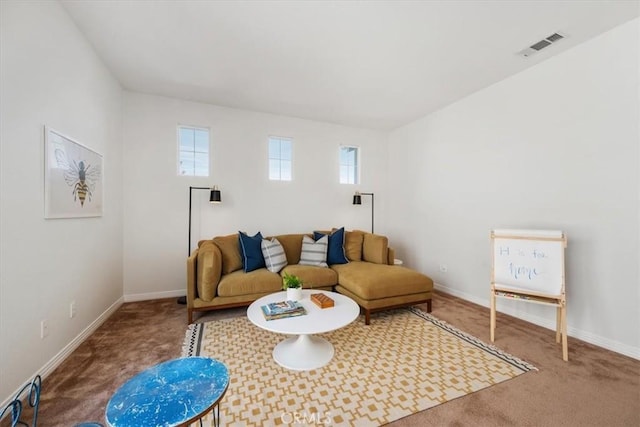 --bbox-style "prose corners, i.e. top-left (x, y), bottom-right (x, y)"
top-left (434, 283), bottom-right (640, 360)
top-left (124, 289), bottom-right (184, 302)
top-left (1, 297), bottom-right (124, 410)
